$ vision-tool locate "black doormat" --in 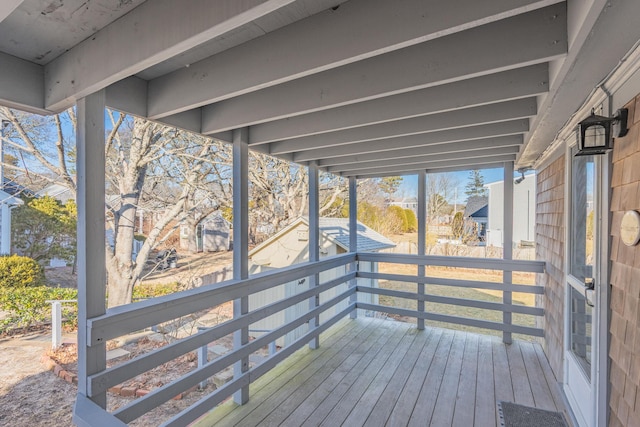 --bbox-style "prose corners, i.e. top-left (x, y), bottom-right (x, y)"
top-left (498, 401), bottom-right (568, 427)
